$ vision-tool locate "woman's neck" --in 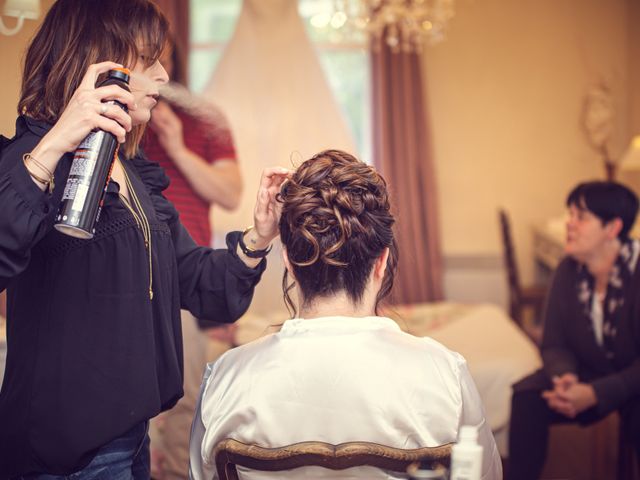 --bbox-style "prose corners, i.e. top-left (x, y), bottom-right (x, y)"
top-left (585, 240), bottom-right (621, 289)
top-left (297, 292), bottom-right (376, 319)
